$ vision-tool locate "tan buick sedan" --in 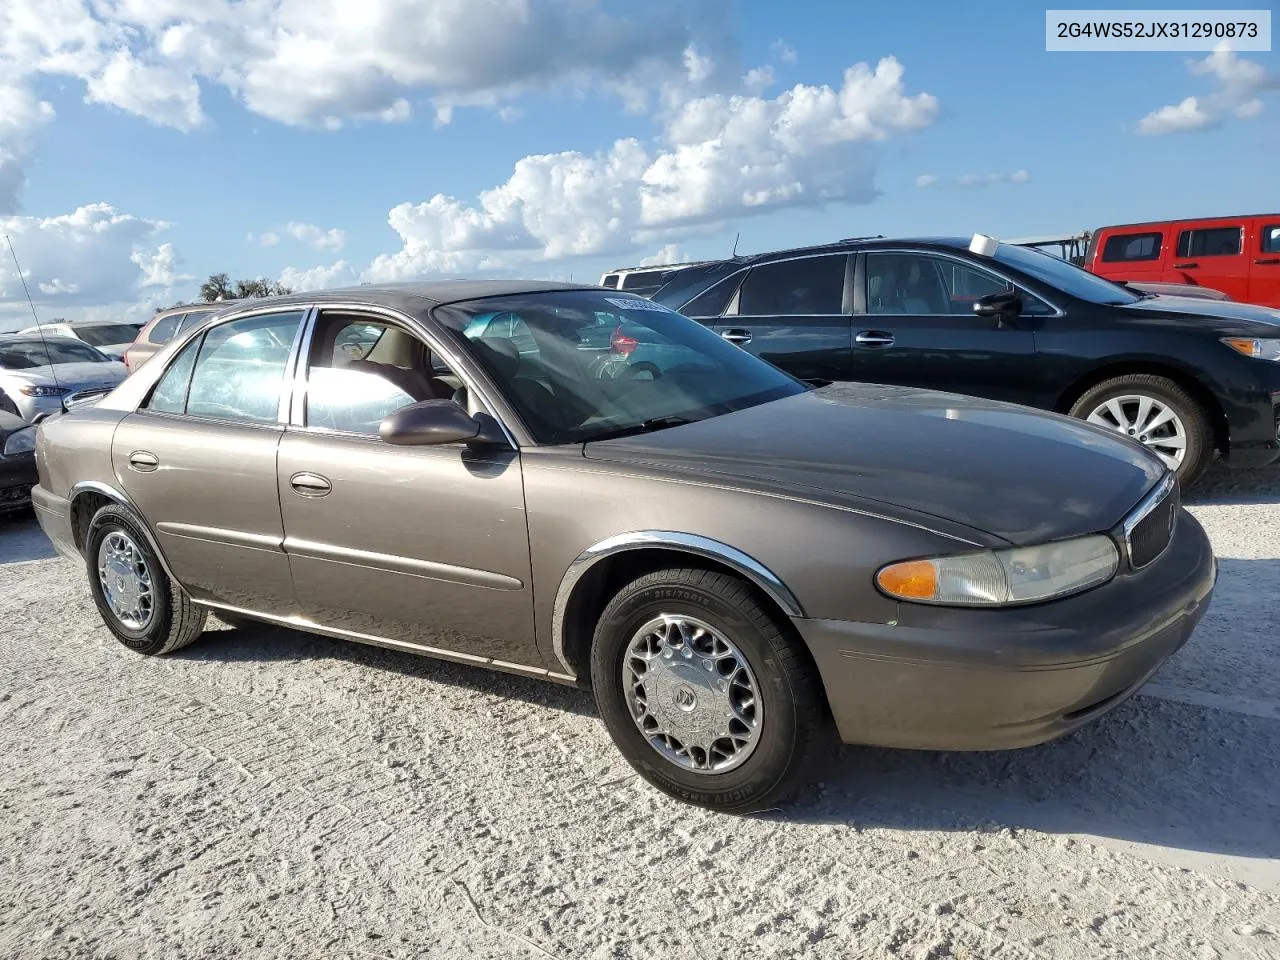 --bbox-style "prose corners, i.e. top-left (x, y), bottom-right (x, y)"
top-left (32, 282), bottom-right (1215, 811)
